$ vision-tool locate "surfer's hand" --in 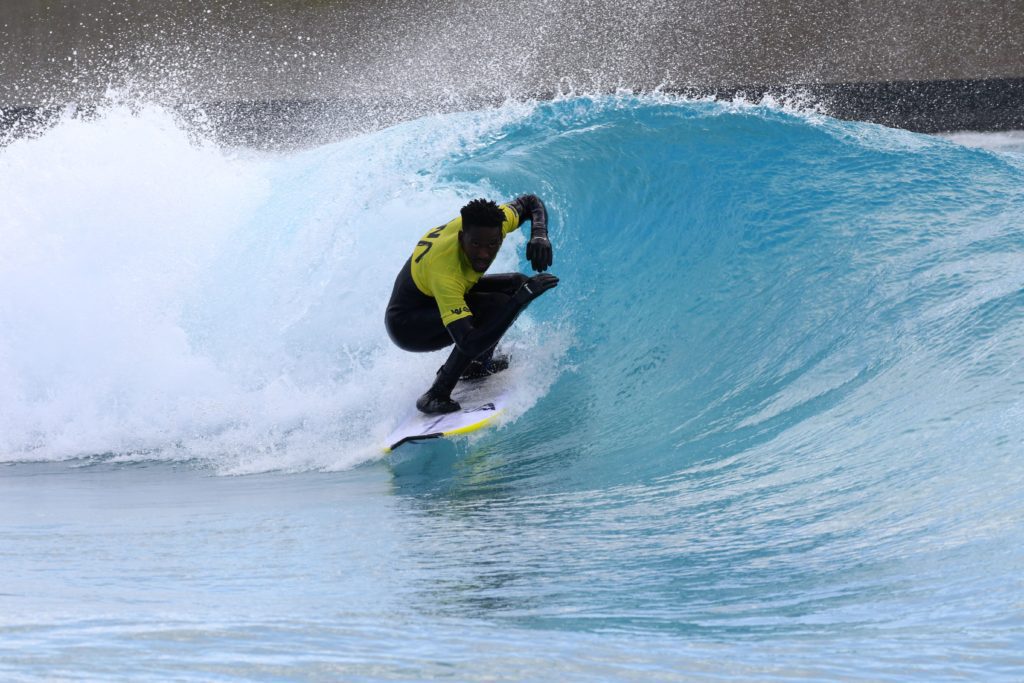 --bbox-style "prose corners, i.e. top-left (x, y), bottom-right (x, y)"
top-left (526, 235), bottom-right (553, 272)
top-left (515, 273), bottom-right (559, 304)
